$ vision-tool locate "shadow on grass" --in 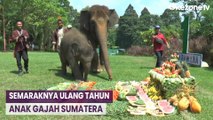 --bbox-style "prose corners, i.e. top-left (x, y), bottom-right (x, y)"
top-left (90, 72), bottom-right (109, 81)
top-left (10, 70), bottom-right (19, 75)
top-left (140, 66), bottom-right (154, 70)
top-left (48, 68), bottom-right (75, 81)
top-left (204, 67), bottom-right (213, 71)
top-left (49, 67), bottom-right (109, 81)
